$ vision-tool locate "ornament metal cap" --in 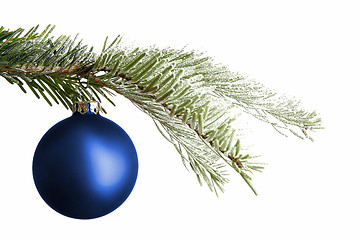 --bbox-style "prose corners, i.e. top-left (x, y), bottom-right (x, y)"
top-left (72, 101), bottom-right (101, 115)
